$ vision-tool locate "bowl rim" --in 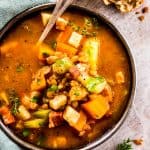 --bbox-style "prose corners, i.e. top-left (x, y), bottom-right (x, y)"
top-left (0, 2), bottom-right (136, 150)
